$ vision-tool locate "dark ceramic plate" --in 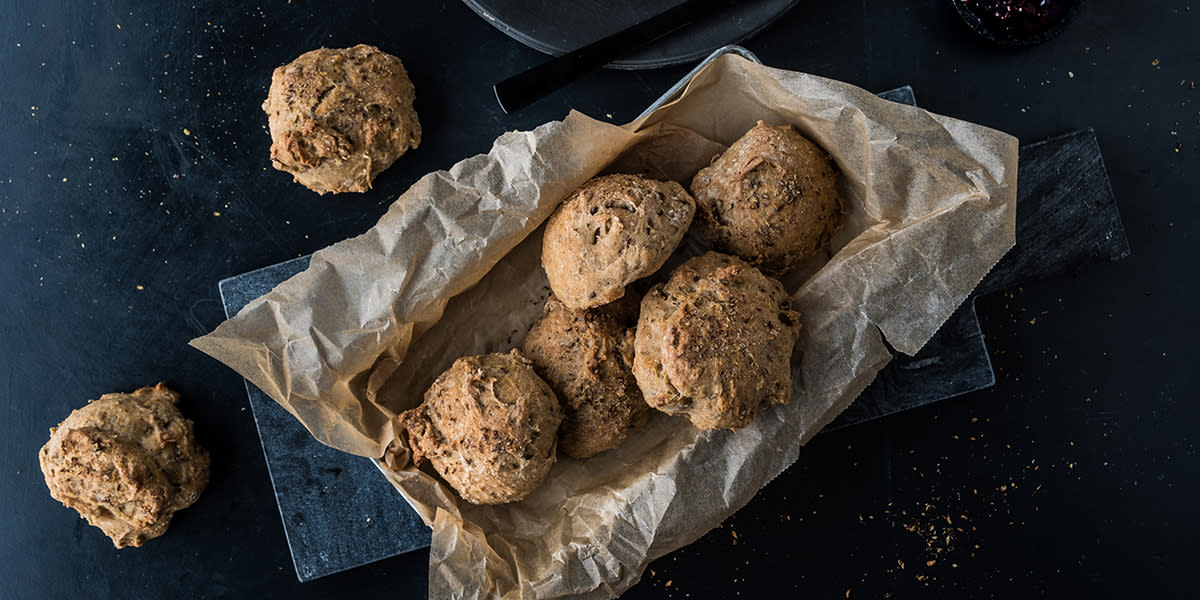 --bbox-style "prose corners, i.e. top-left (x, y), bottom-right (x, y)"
top-left (462, 0), bottom-right (799, 69)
